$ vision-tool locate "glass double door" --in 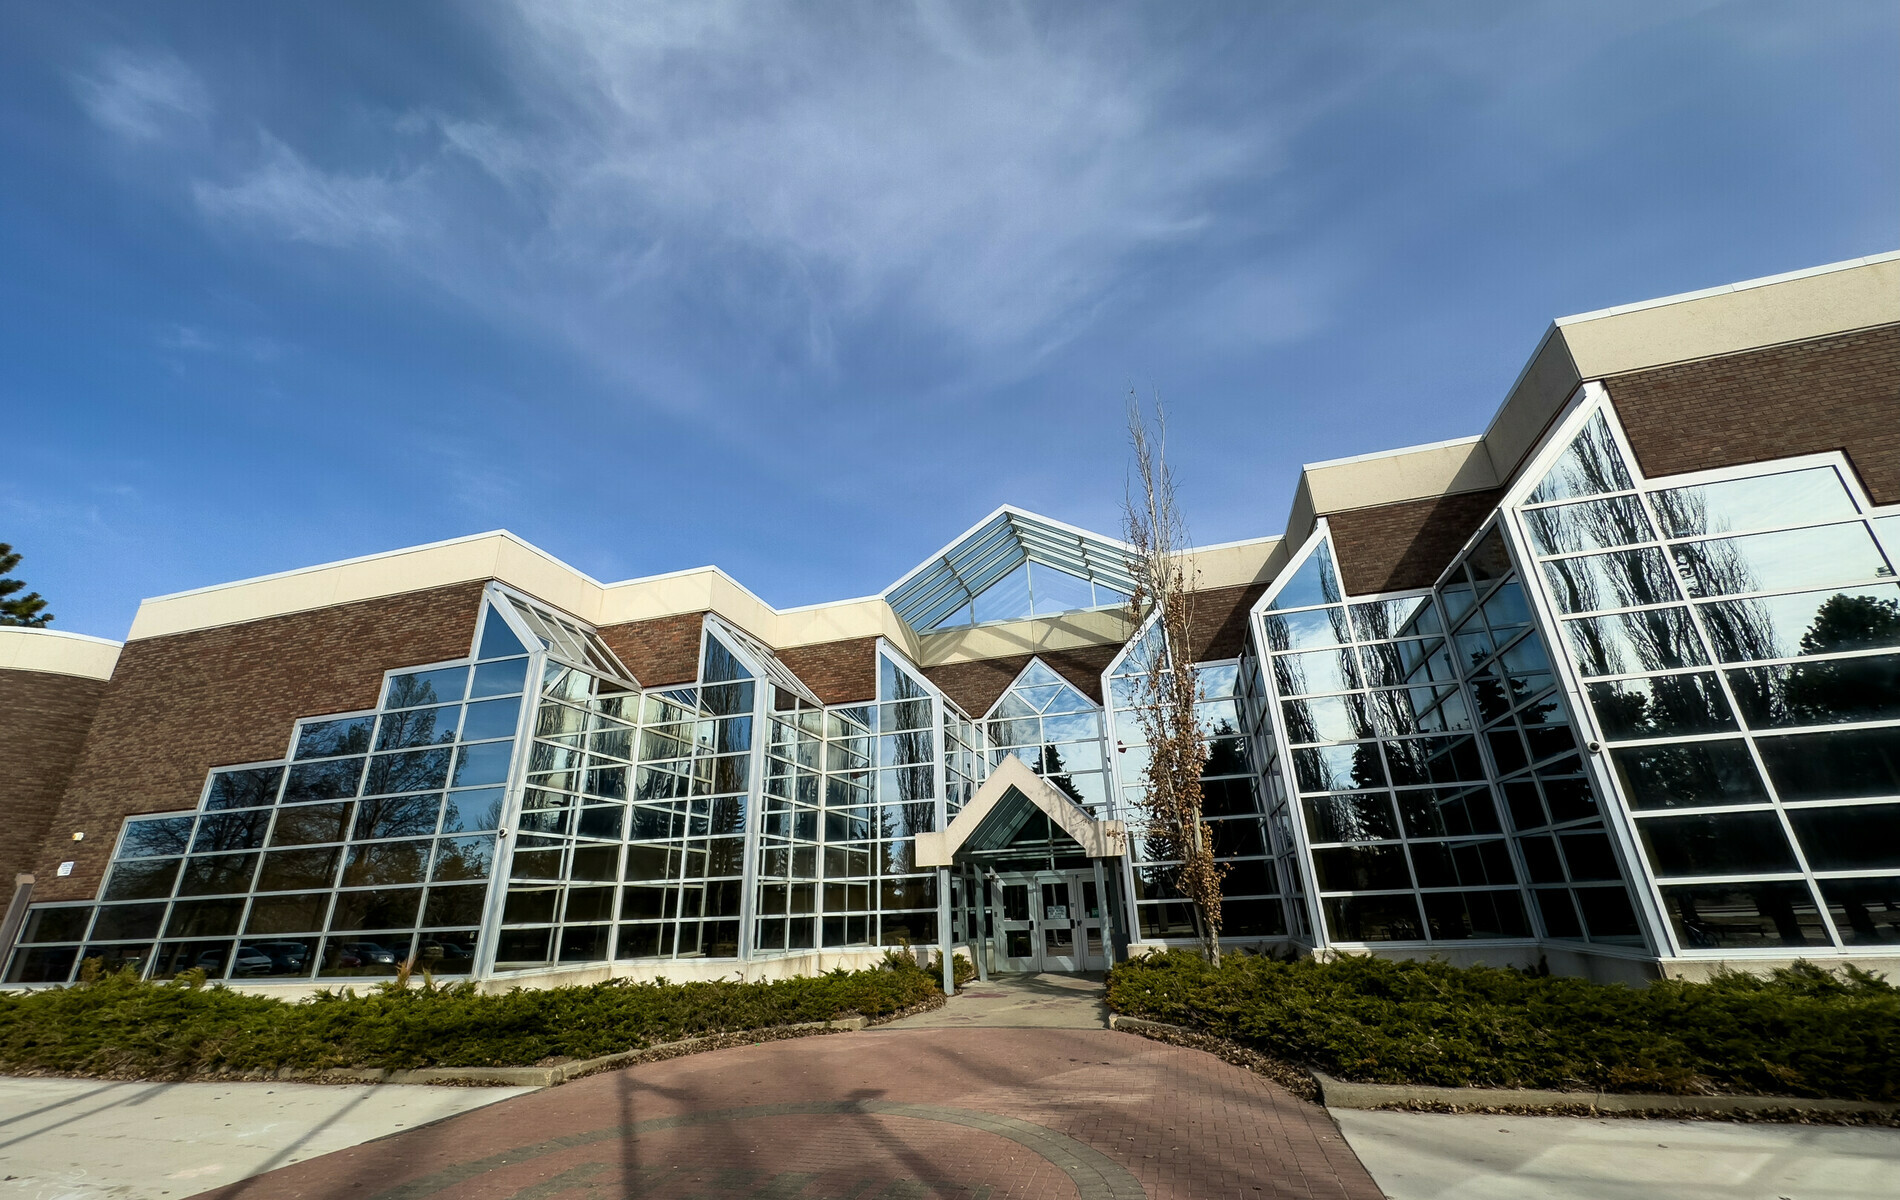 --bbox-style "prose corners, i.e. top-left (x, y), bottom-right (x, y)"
top-left (994, 870), bottom-right (1108, 972)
